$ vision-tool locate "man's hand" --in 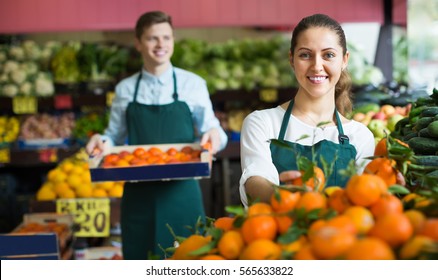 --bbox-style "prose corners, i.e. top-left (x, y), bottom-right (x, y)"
top-left (200, 128), bottom-right (221, 154)
top-left (86, 134), bottom-right (106, 156)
